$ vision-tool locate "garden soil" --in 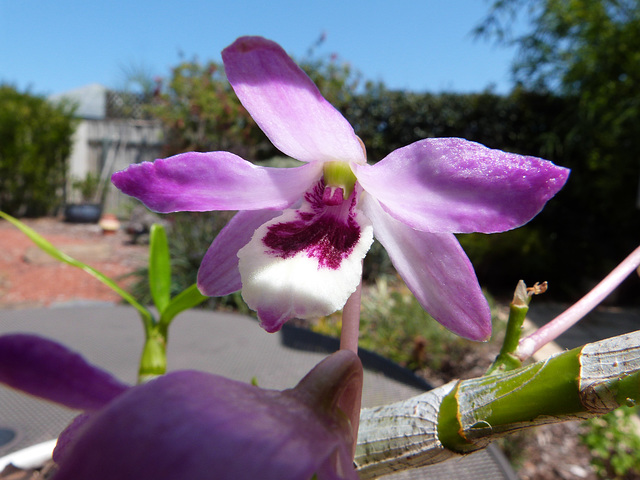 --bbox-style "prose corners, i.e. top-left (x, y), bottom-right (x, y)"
top-left (0, 217), bottom-right (147, 309)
